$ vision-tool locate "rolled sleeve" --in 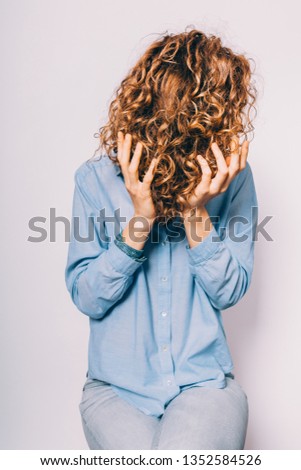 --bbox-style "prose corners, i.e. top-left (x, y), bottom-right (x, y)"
top-left (107, 239), bottom-right (147, 276)
top-left (185, 225), bottom-right (224, 265)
